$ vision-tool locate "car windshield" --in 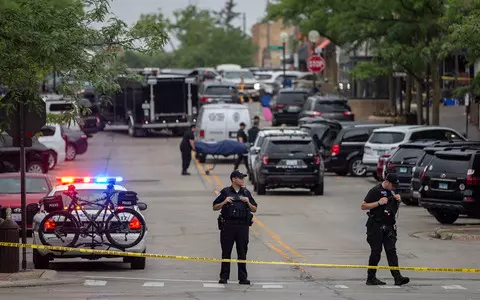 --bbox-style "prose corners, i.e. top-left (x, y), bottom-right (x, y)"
top-left (0, 177), bottom-right (49, 194)
top-left (418, 153), bottom-right (433, 167)
top-left (266, 140), bottom-right (314, 153)
top-left (390, 148), bottom-right (424, 163)
top-left (224, 71), bottom-right (255, 79)
top-left (53, 189), bottom-right (120, 209)
top-left (49, 103), bottom-right (74, 112)
top-left (256, 74), bottom-right (272, 80)
top-left (277, 93), bottom-right (308, 104)
top-left (369, 132), bottom-right (405, 144)
top-left (204, 86), bottom-right (235, 95)
top-left (429, 156), bottom-right (470, 174)
top-left (314, 101), bottom-right (350, 112)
